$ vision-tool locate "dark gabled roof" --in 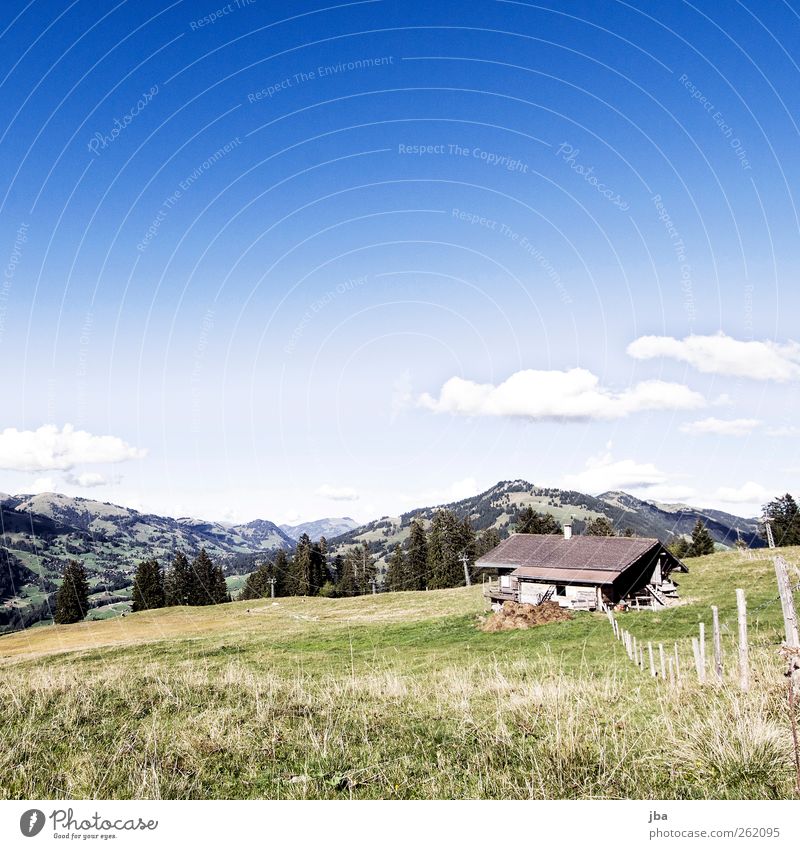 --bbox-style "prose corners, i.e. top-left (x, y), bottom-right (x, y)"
top-left (476, 533), bottom-right (683, 578)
